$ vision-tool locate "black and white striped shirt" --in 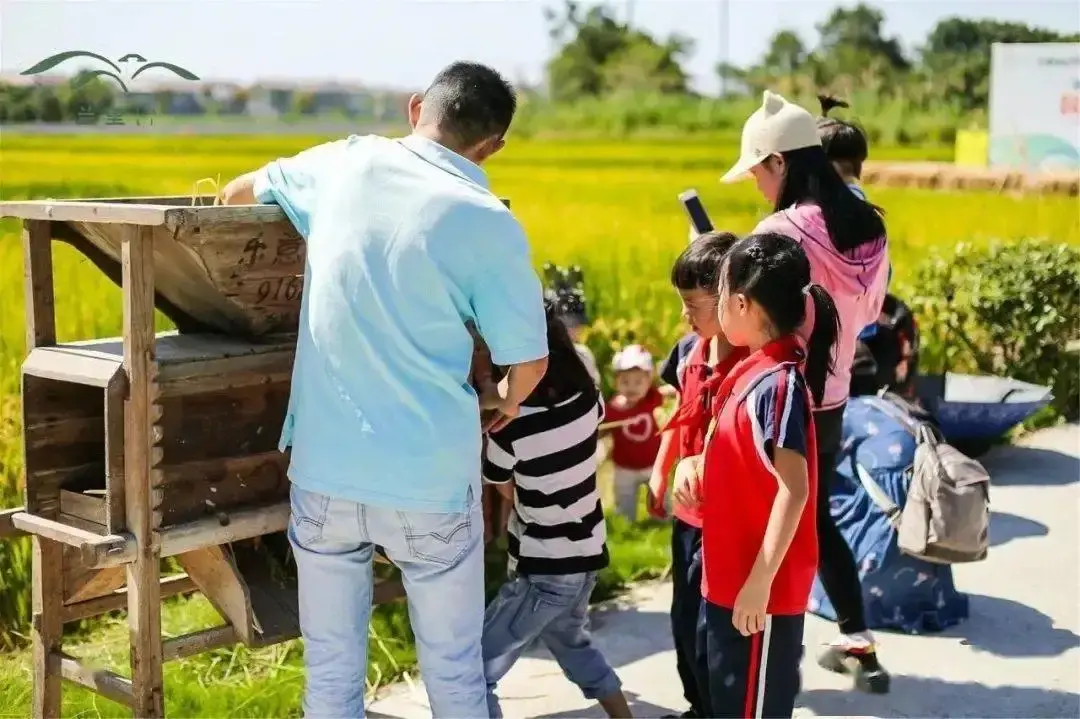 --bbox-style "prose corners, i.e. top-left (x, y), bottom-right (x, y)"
top-left (483, 389), bottom-right (609, 575)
